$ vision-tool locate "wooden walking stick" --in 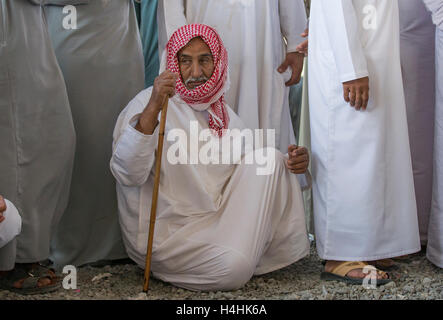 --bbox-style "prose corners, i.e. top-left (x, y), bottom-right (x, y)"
top-left (143, 97), bottom-right (169, 293)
